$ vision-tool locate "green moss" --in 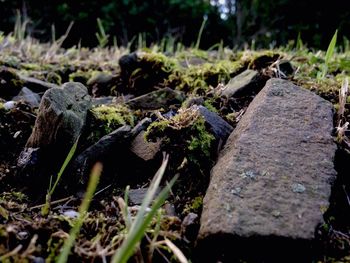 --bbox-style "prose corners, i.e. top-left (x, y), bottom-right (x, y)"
top-left (91, 104), bottom-right (135, 135)
top-left (0, 191), bottom-right (27, 202)
top-left (87, 71), bottom-right (113, 85)
top-left (167, 60), bottom-right (243, 94)
top-left (145, 107), bottom-right (215, 168)
top-left (127, 51), bottom-right (179, 93)
top-left (69, 70), bottom-right (94, 84)
top-left (225, 112), bottom-right (237, 125)
top-left (294, 73), bottom-right (344, 104)
top-left (183, 196), bottom-right (203, 214)
top-left (20, 62), bottom-right (42, 71)
top-left (203, 98), bottom-right (219, 113)
top-left (46, 71), bottom-right (62, 85)
top-left (138, 51), bottom-right (178, 73)
top-left (0, 56), bottom-right (20, 68)
top-left (238, 50), bottom-right (282, 69)
top-left (187, 117), bottom-right (215, 163)
top-left (144, 120), bottom-right (169, 141)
